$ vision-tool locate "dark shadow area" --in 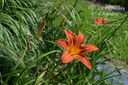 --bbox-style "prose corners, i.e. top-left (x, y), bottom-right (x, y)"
top-left (88, 0), bottom-right (128, 13)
